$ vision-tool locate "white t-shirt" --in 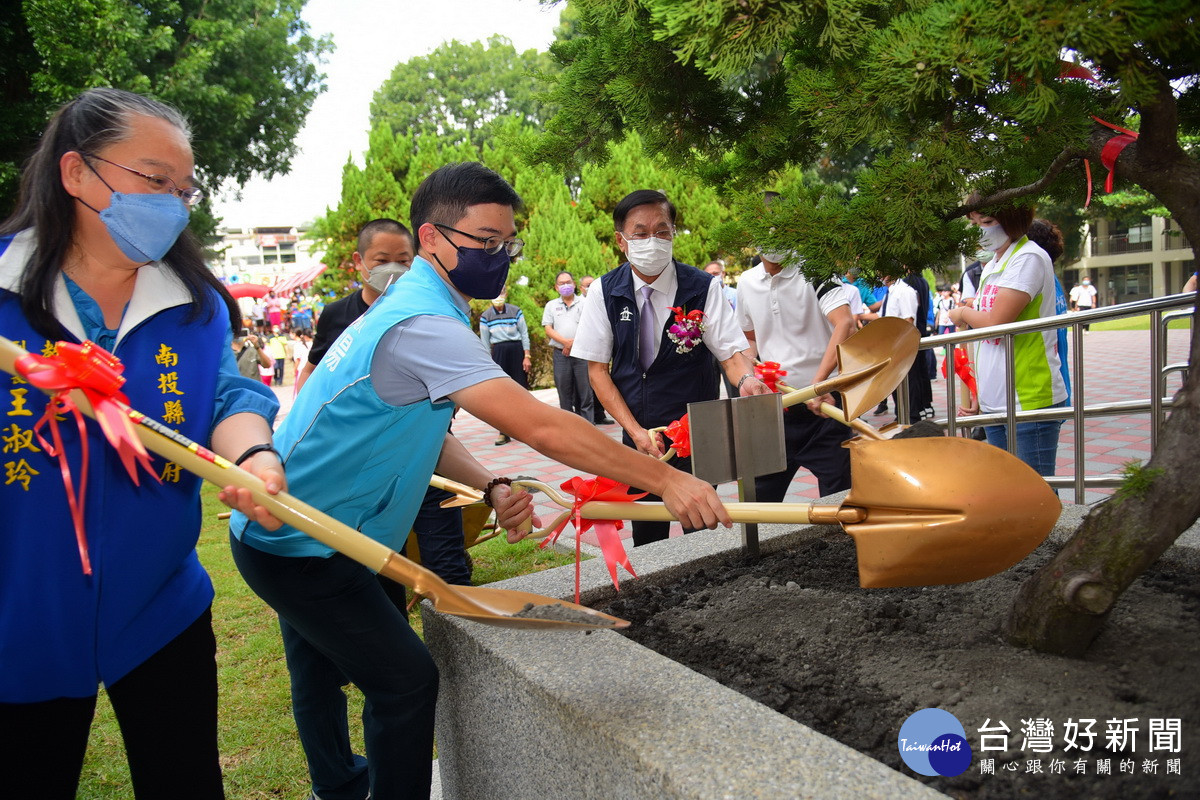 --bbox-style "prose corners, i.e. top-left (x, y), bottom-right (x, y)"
top-left (1069, 283), bottom-right (1098, 308)
top-left (572, 263), bottom-right (749, 365)
top-left (975, 239), bottom-right (1067, 413)
top-left (839, 280), bottom-right (867, 317)
top-left (736, 263), bottom-right (849, 384)
top-left (882, 279), bottom-right (919, 322)
top-left (961, 270), bottom-right (978, 303)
